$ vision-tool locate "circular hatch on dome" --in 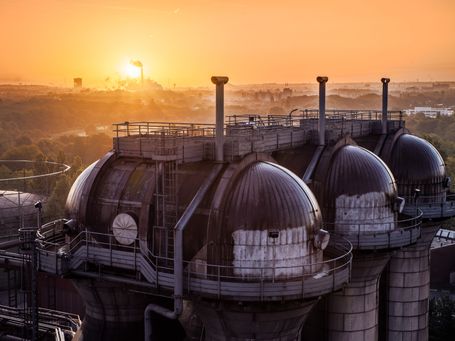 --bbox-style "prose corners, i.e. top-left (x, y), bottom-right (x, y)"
top-left (112, 213), bottom-right (138, 245)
